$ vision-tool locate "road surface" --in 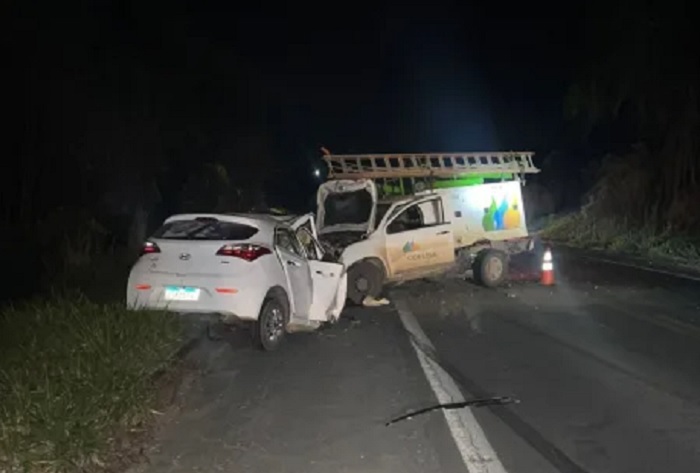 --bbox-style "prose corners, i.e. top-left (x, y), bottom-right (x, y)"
top-left (132, 249), bottom-right (700, 473)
